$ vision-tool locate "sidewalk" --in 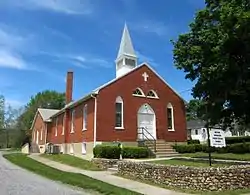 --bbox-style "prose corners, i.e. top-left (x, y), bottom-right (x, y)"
top-left (29, 154), bottom-right (189, 195)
